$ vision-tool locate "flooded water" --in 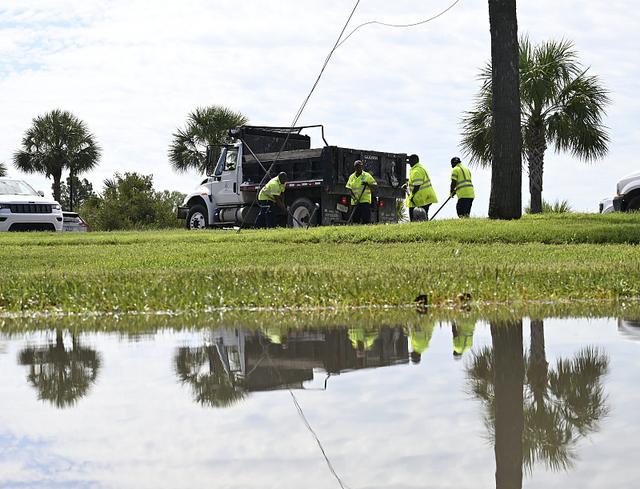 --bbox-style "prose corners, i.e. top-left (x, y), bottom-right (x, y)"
top-left (1, 315), bottom-right (640, 488)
